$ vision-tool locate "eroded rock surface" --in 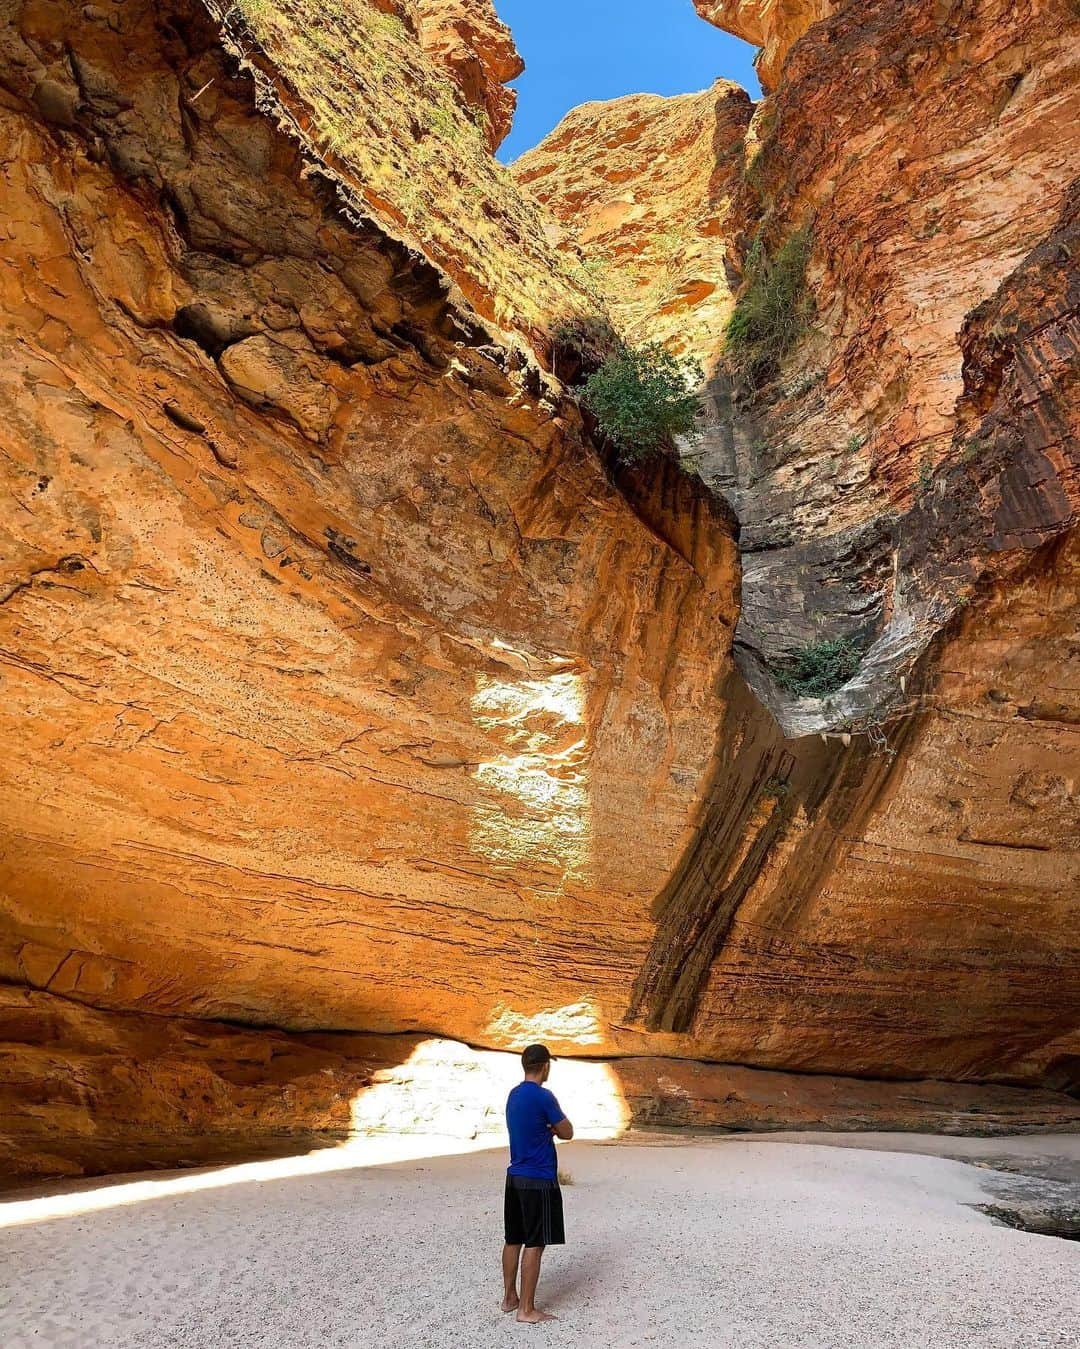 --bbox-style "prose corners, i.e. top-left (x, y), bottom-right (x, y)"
top-left (514, 82), bottom-right (752, 358)
top-left (414, 0), bottom-right (523, 151)
top-left (0, 0), bottom-right (1078, 1180)
top-left (528, 0), bottom-right (1080, 733)
top-left (5, 988), bottom-right (1076, 1183)
top-left (511, 0), bottom-right (1080, 1087)
top-left (201, 0), bottom-right (593, 344)
top-left (701, 0), bottom-right (1079, 730)
top-left (0, 0), bottom-right (735, 1059)
top-left (694, 0), bottom-right (834, 90)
